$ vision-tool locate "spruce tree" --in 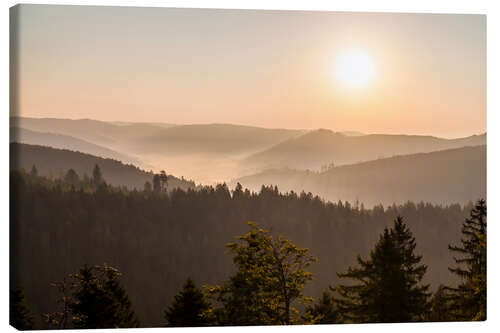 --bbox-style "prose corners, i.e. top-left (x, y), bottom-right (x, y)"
top-left (426, 285), bottom-right (454, 322)
top-left (10, 288), bottom-right (34, 330)
top-left (30, 164), bottom-right (37, 177)
top-left (91, 164), bottom-right (102, 186)
top-left (164, 278), bottom-right (213, 327)
top-left (448, 199), bottom-right (486, 321)
top-left (71, 264), bottom-right (139, 329)
top-left (335, 216), bottom-right (430, 323)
